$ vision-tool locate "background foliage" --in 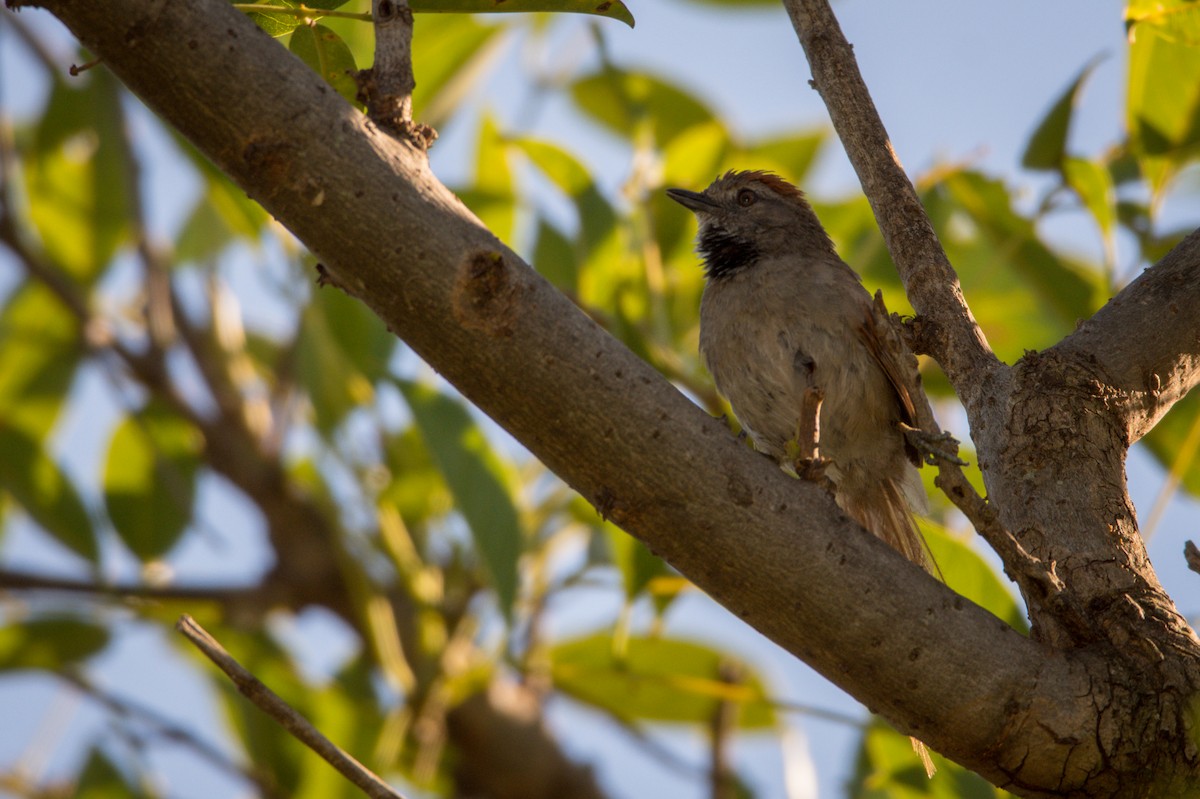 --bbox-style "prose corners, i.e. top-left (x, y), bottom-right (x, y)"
top-left (1, 0), bottom-right (1200, 796)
